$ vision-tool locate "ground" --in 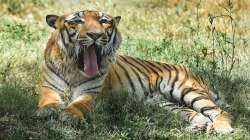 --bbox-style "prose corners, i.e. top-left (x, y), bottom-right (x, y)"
top-left (0, 0), bottom-right (249, 139)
